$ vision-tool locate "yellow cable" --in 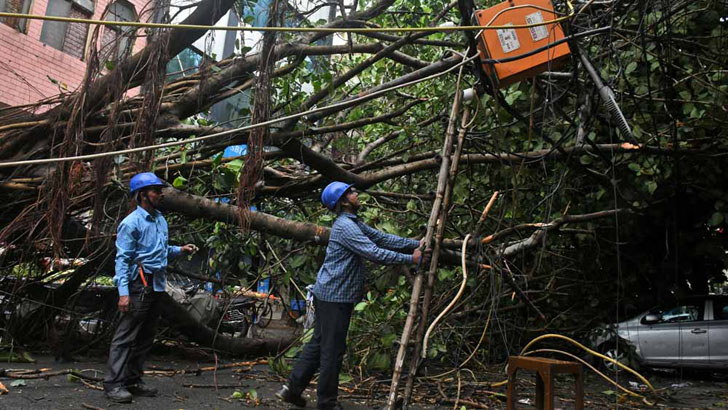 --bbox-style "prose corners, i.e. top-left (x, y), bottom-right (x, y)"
top-left (519, 333), bottom-right (656, 394)
top-left (486, 333), bottom-right (657, 406)
top-left (0, 4), bottom-right (574, 33)
top-left (523, 348), bottom-right (655, 406)
top-left (423, 233), bottom-right (471, 358)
